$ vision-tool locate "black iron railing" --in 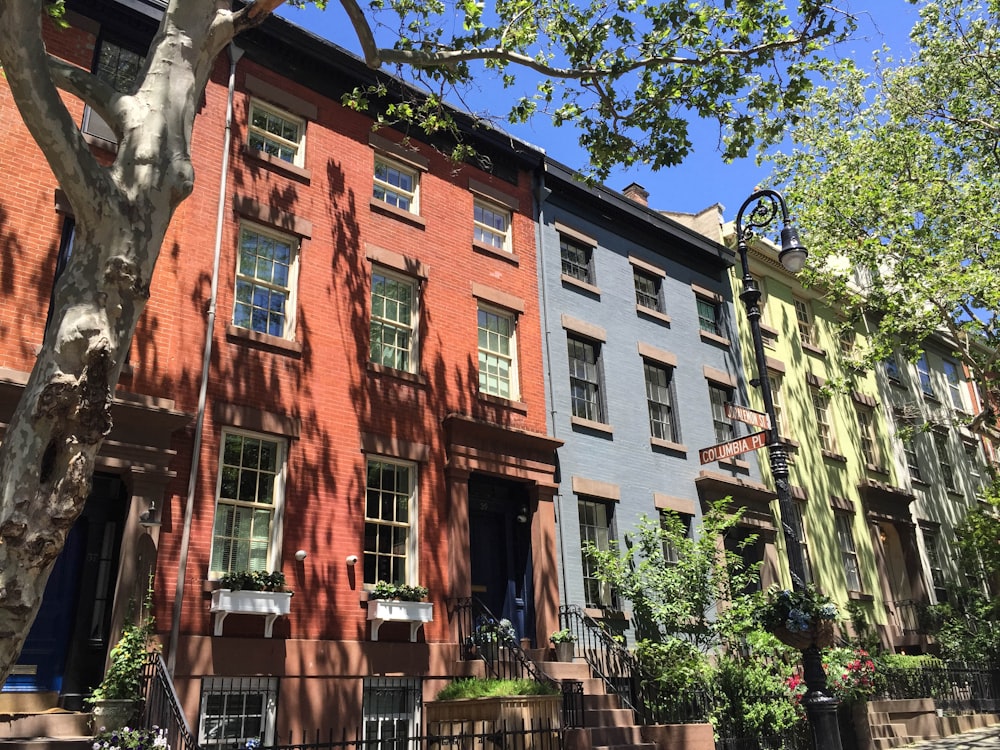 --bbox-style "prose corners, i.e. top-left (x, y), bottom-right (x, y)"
top-left (450, 597), bottom-right (584, 727)
top-left (875, 661), bottom-right (1000, 713)
top-left (141, 652), bottom-right (202, 750)
top-left (268, 720), bottom-right (562, 750)
top-left (558, 604), bottom-right (712, 725)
